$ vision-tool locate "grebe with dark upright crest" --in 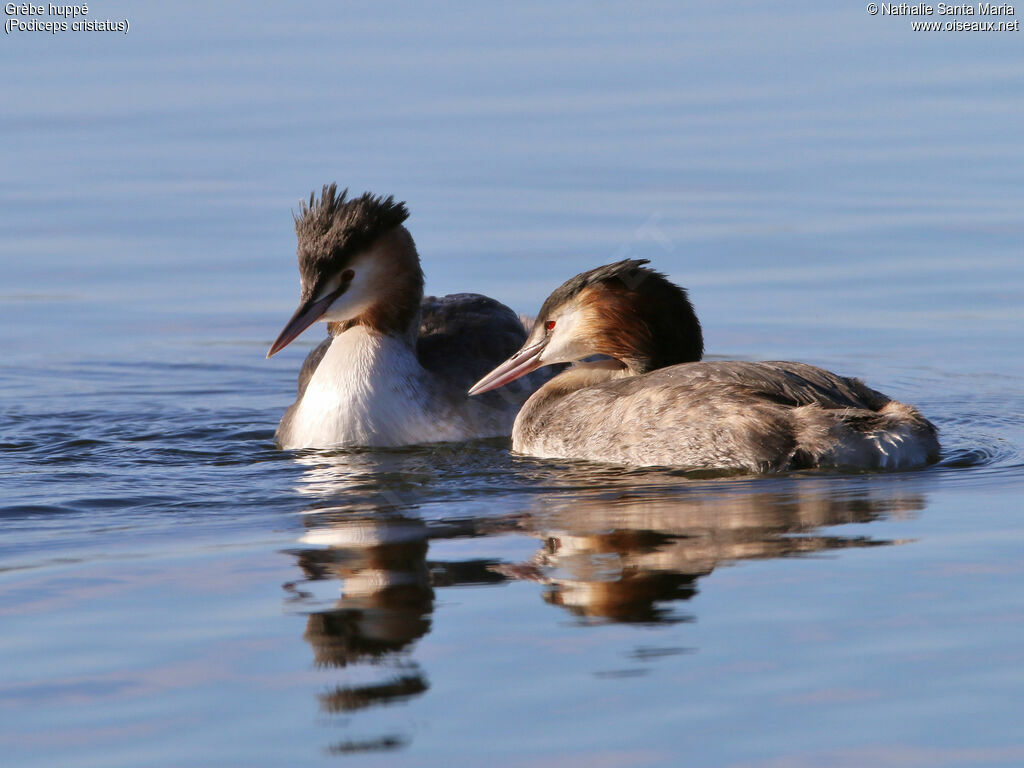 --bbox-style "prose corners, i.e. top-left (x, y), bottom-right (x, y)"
top-left (267, 184), bottom-right (544, 450)
top-left (469, 259), bottom-right (940, 472)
